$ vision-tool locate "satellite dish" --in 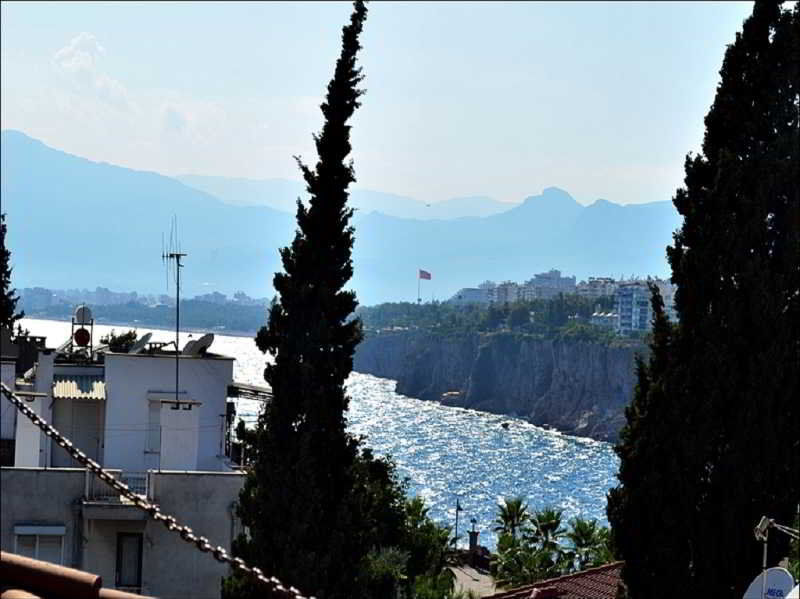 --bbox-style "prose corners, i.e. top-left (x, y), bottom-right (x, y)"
top-left (742, 567), bottom-right (794, 599)
top-left (127, 332), bottom-right (153, 354)
top-left (73, 328), bottom-right (91, 347)
top-left (187, 333), bottom-right (213, 356)
top-left (74, 305), bottom-right (93, 325)
top-left (182, 339), bottom-right (198, 355)
top-left (788, 585), bottom-right (799, 599)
